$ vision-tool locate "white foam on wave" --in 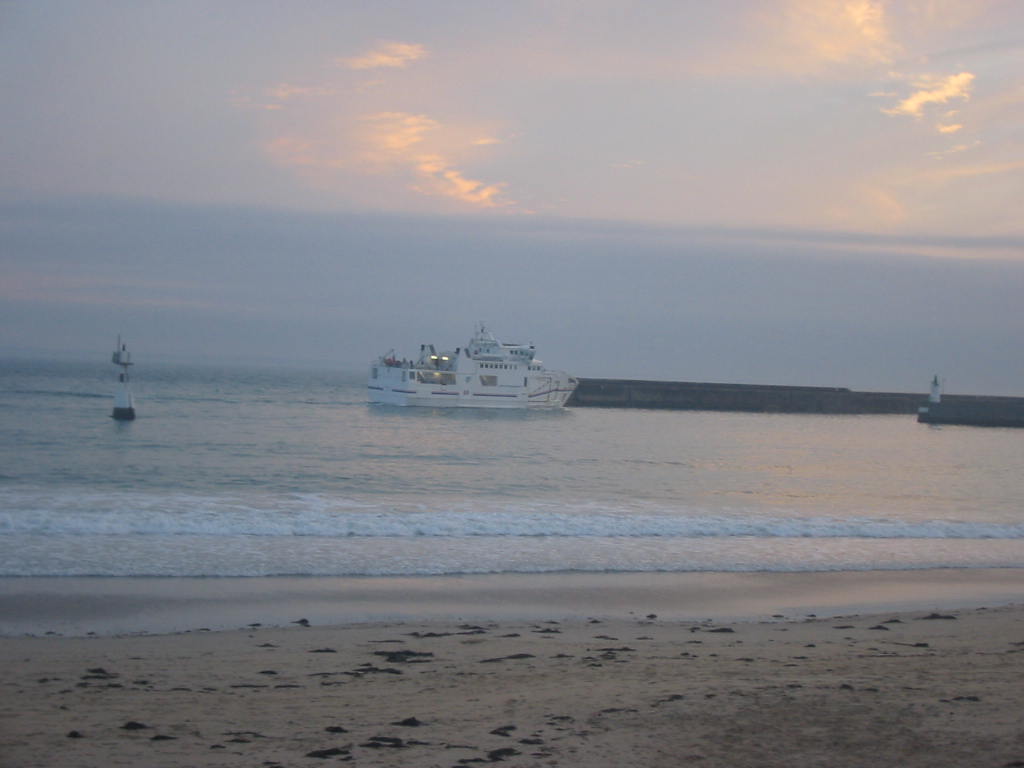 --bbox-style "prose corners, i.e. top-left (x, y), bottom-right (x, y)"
top-left (1, 487), bottom-right (1022, 541)
top-left (4, 531), bottom-right (1024, 577)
